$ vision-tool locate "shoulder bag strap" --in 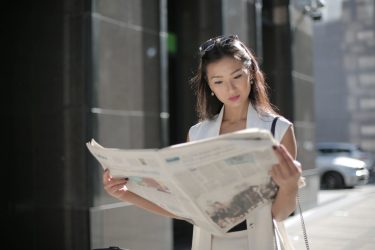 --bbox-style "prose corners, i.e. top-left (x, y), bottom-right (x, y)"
top-left (297, 194), bottom-right (310, 250)
top-left (271, 117), bottom-right (279, 138)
